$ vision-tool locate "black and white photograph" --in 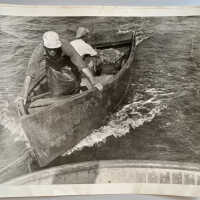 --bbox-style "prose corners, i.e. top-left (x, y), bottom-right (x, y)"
top-left (1, 5), bottom-right (200, 197)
